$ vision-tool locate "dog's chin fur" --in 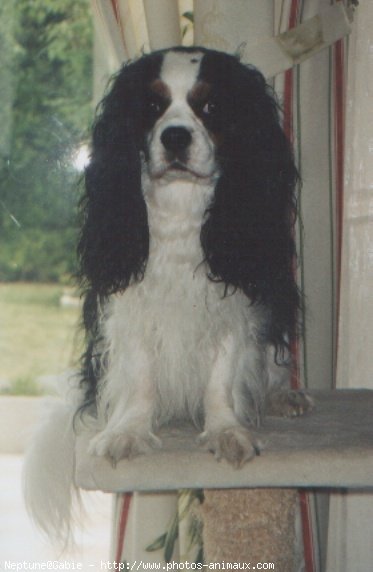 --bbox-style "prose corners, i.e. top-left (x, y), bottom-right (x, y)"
top-left (24, 47), bottom-right (311, 546)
